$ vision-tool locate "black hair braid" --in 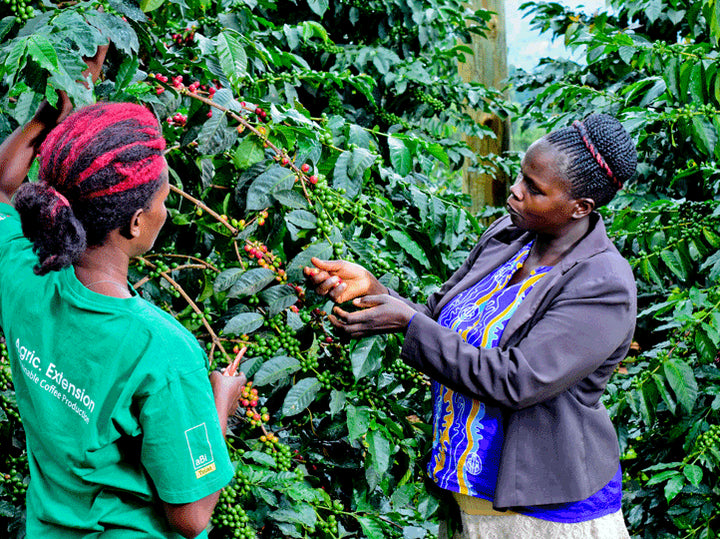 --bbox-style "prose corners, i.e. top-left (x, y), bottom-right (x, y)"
top-left (546, 113), bottom-right (637, 207)
top-left (14, 182), bottom-right (87, 276)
